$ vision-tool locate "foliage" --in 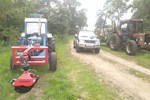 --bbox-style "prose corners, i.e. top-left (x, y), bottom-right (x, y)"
top-left (132, 0), bottom-right (150, 31)
top-left (95, 0), bottom-right (131, 32)
top-left (103, 0), bottom-right (130, 21)
top-left (0, 0), bottom-right (39, 47)
top-left (38, 0), bottom-right (87, 35)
